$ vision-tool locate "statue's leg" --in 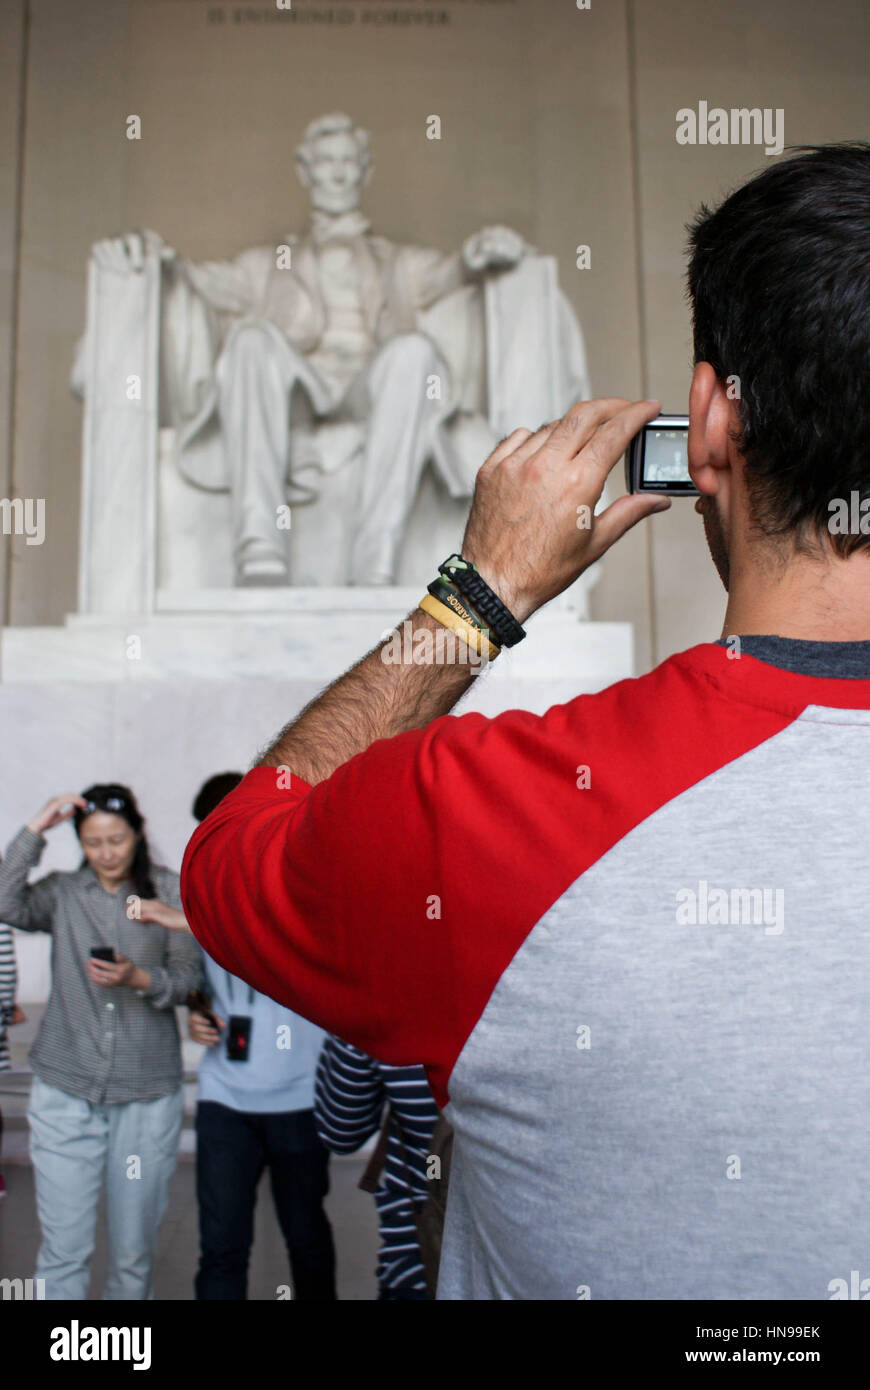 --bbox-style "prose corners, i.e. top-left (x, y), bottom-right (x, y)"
top-left (216, 318), bottom-right (321, 586)
top-left (349, 331), bottom-right (445, 586)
